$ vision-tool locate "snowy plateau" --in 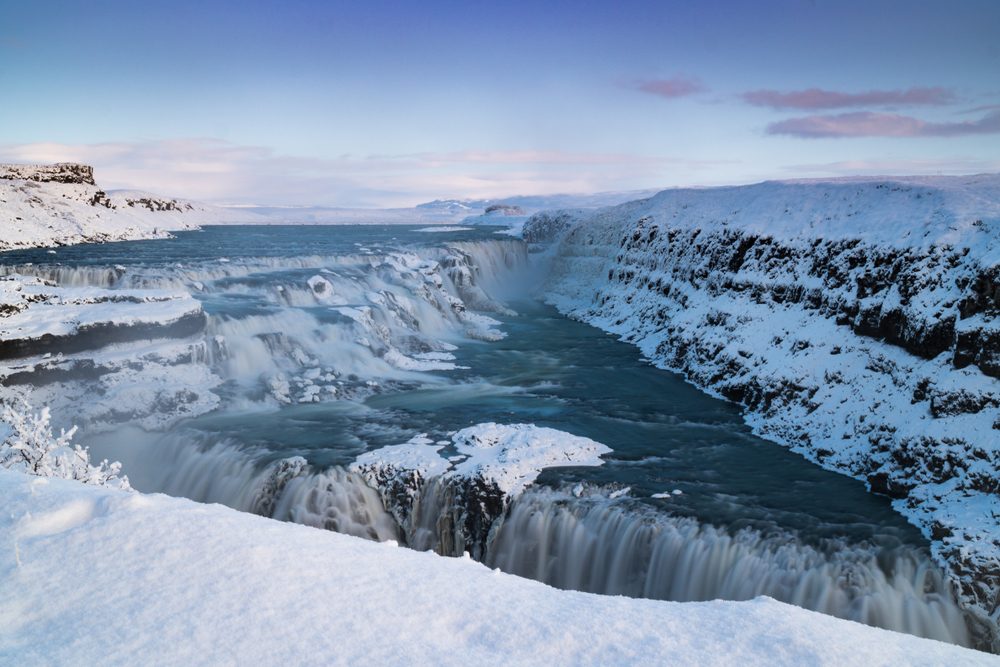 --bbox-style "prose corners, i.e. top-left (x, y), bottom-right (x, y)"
top-left (1, 163), bottom-right (999, 665)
